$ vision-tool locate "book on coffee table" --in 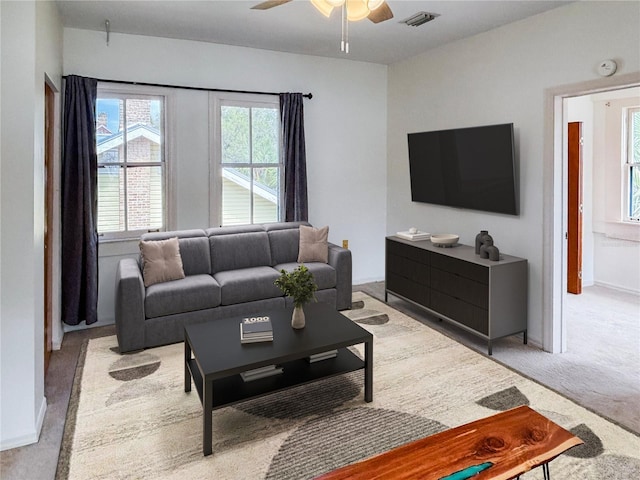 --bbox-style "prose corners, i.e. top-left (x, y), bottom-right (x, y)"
top-left (240, 316), bottom-right (273, 343)
top-left (240, 323), bottom-right (273, 343)
top-left (240, 365), bottom-right (283, 382)
top-left (307, 350), bottom-right (338, 363)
